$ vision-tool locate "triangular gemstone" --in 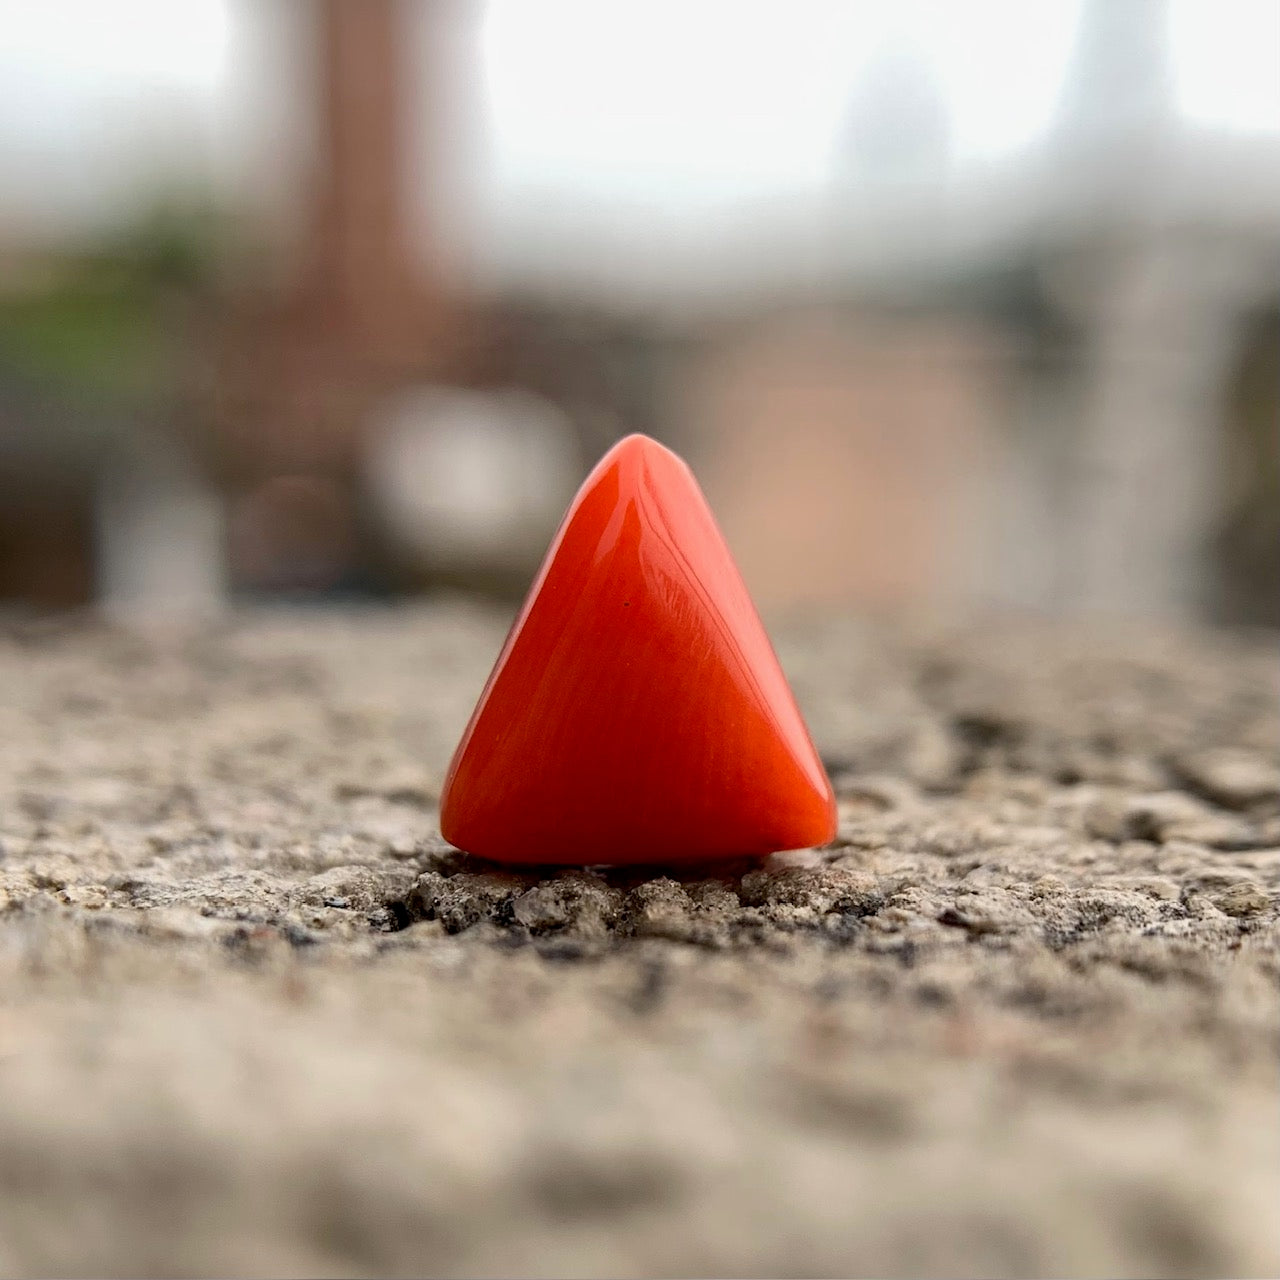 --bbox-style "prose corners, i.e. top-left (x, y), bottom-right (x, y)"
top-left (440, 434), bottom-right (836, 865)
